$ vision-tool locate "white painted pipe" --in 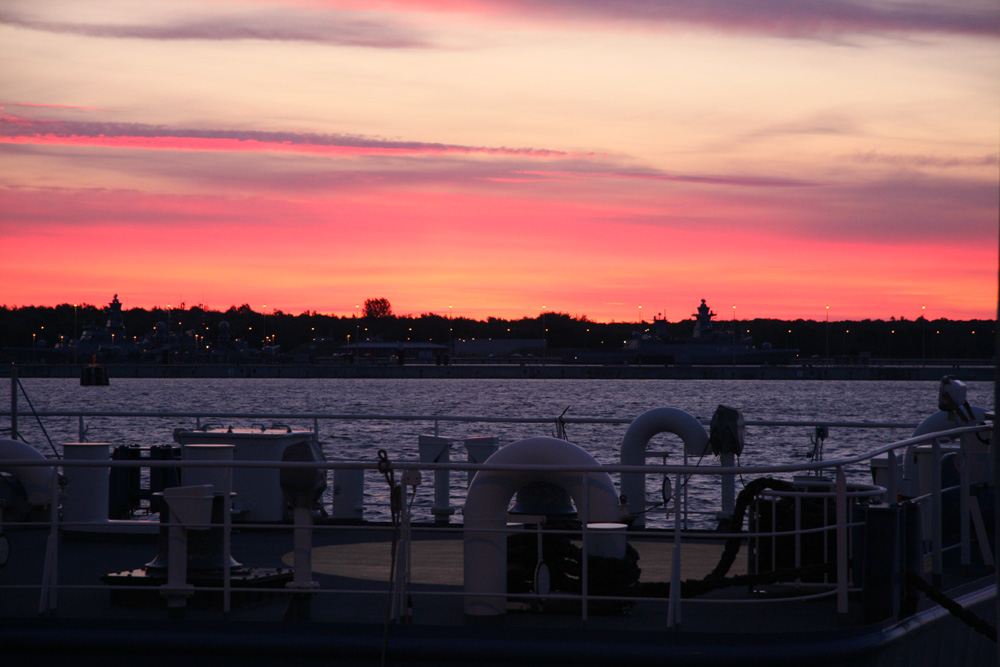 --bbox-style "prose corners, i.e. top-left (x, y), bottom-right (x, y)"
top-left (0, 438), bottom-right (55, 506)
top-left (620, 408), bottom-right (708, 527)
top-left (463, 436), bottom-right (622, 616)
